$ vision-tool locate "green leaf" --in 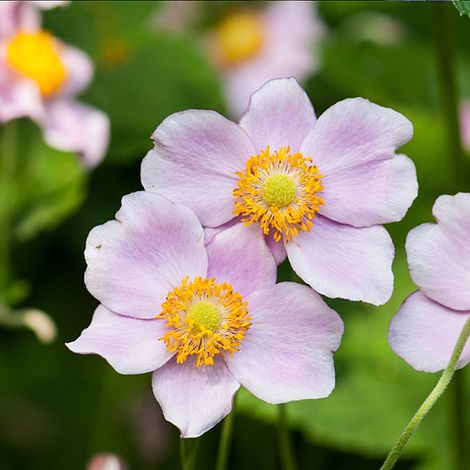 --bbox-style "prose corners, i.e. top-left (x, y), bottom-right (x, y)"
top-left (453, 1), bottom-right (470, 17)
